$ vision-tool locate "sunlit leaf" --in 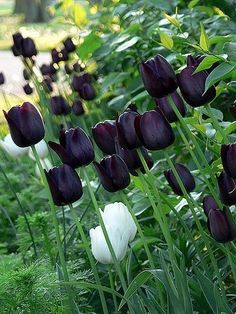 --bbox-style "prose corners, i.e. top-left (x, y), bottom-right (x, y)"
top-left (199, 22), bottom-right (209, 51)
top-left (159, 30), bottom-right (173, 50)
